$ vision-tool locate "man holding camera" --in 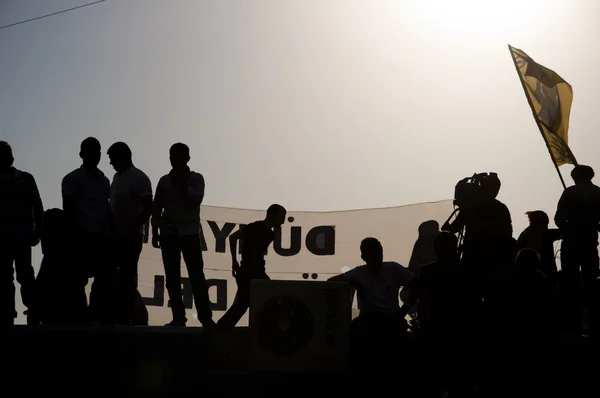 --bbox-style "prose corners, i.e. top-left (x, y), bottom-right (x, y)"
top-left (443, 174), bottom-right (514, 304)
